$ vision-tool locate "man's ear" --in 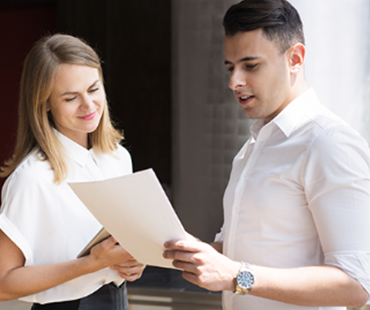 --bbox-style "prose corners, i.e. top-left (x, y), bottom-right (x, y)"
top-left (288, 43), bottom-right (305, 74)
